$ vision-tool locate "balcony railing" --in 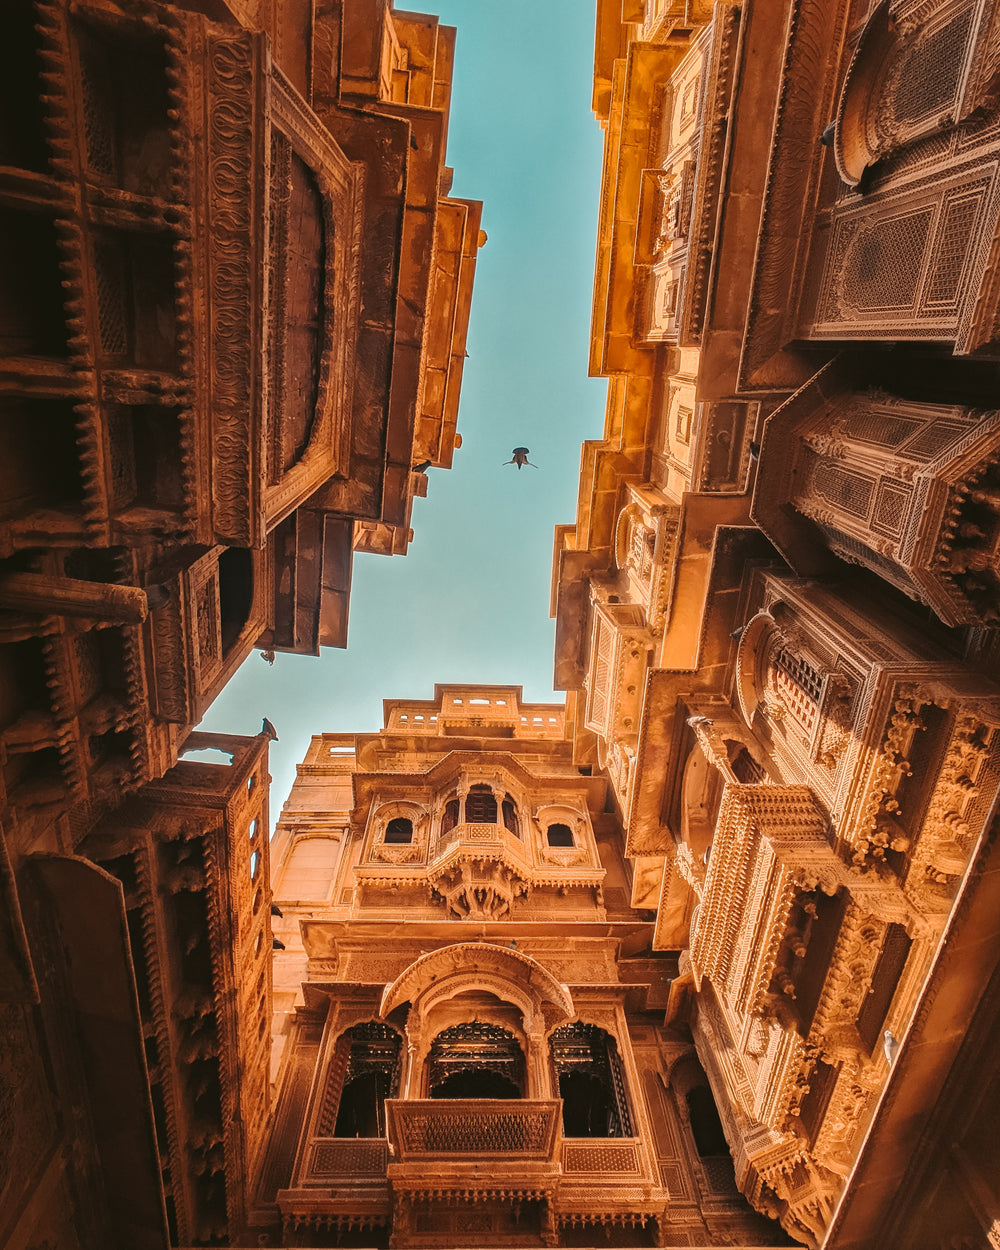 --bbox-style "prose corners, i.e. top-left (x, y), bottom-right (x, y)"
top-left (386, 1098), bottom-right (561, 1162)
top-left (429, 823), bottom-right (530, 872)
